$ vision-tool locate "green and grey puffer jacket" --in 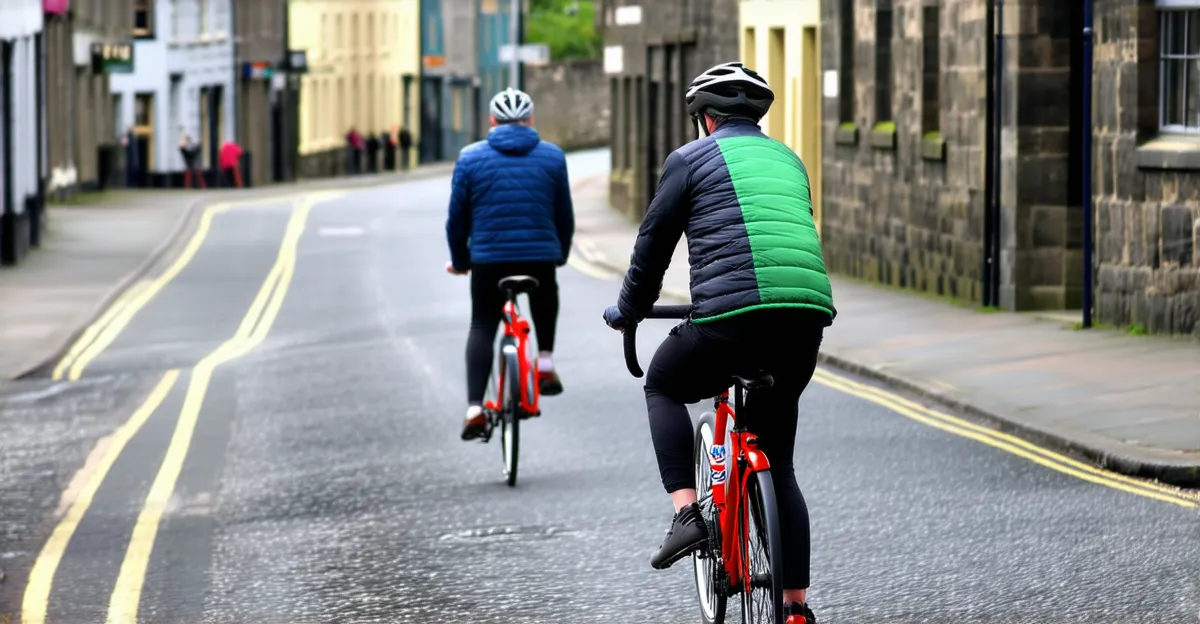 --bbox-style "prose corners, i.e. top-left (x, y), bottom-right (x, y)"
top-left (616, 118), bottom-right (835, 325)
